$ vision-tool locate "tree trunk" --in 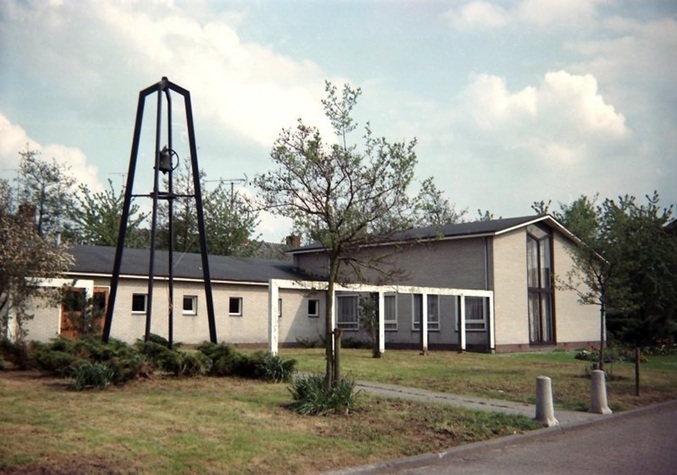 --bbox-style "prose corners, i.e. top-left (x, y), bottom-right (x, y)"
top-left (635, 346), bottom-right (640, 396)
top-left (325, 258), bottom-right (340, 389)
top-left (325, 285), bottom-right (334, 389)
top-left (333, 328), bottom-right (343, 384)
